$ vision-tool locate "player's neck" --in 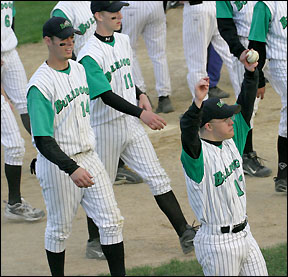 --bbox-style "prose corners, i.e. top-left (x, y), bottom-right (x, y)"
top-left (96, 25), bottom-right (114, 37)
top-left (46, 56), bottom-right (69, 71)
